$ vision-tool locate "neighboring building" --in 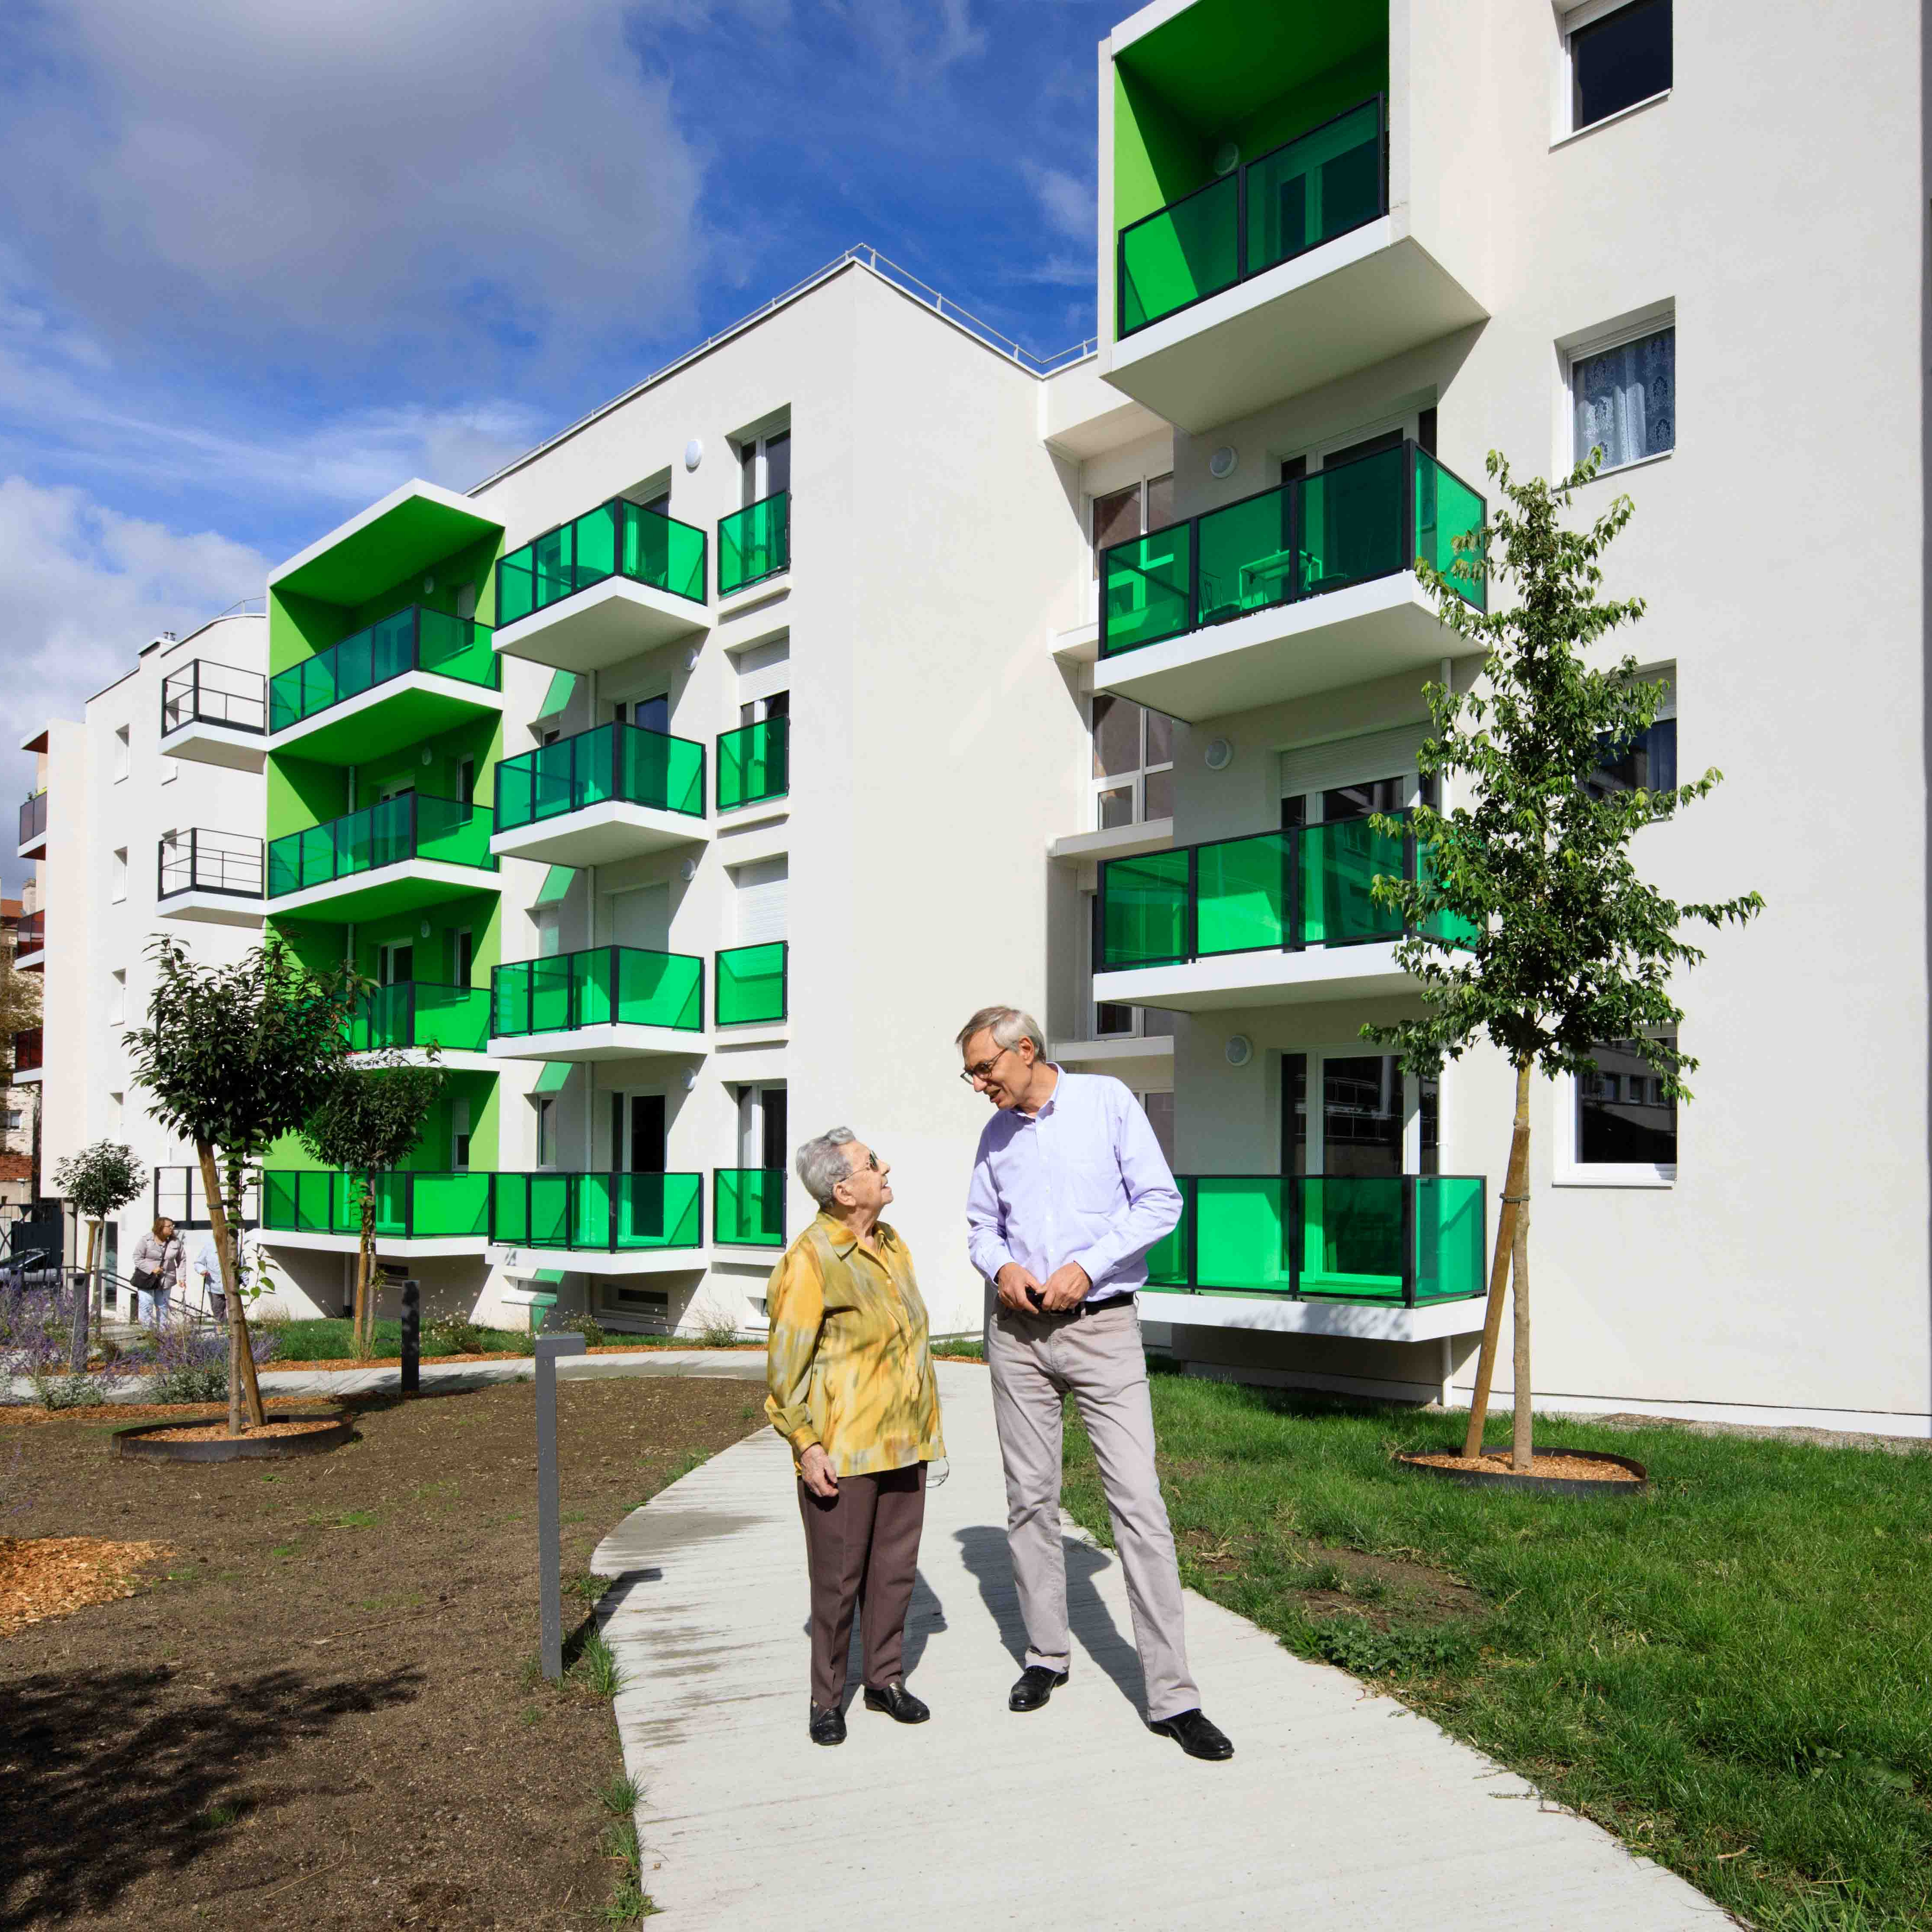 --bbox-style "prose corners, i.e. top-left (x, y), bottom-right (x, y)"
top-left (23, 610), bottom-right (269, 1281)
top-left (0, 891), bottom-right (40, 1212)
top-left (1059, 0), bottom-right (1929, 1433)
